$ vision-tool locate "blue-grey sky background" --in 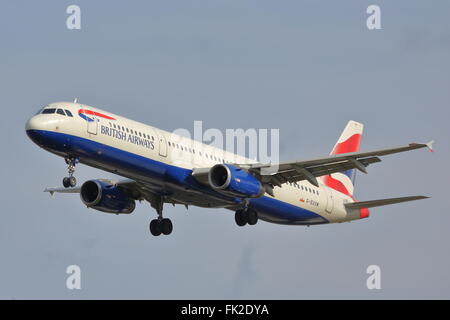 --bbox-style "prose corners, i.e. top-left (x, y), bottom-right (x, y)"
top-left (1, 1), bottom-right (449, 299)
